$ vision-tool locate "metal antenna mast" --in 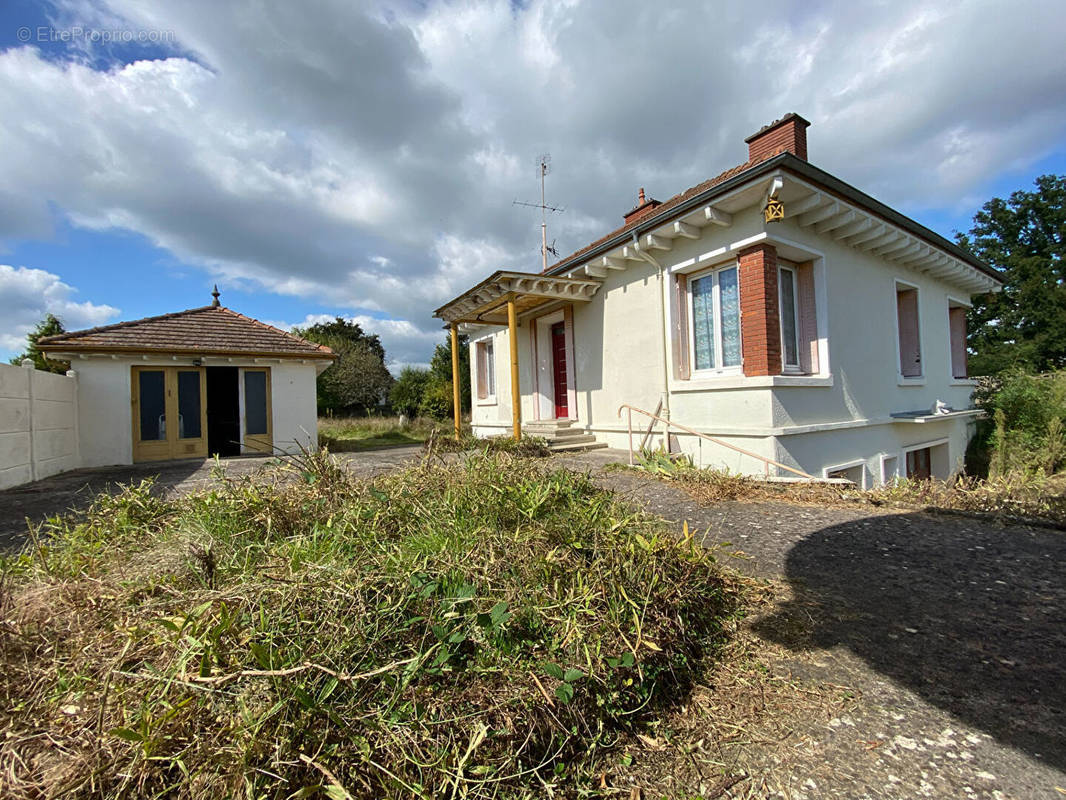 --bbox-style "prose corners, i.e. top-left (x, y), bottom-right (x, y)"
top-left (513, 154), bottom-right (564, 272)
